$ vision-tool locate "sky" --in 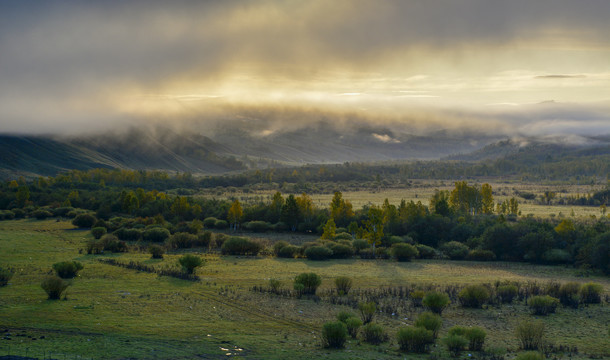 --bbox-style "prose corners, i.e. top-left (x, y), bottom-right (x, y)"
top-left (1, 0), bottom-right (609, 137)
